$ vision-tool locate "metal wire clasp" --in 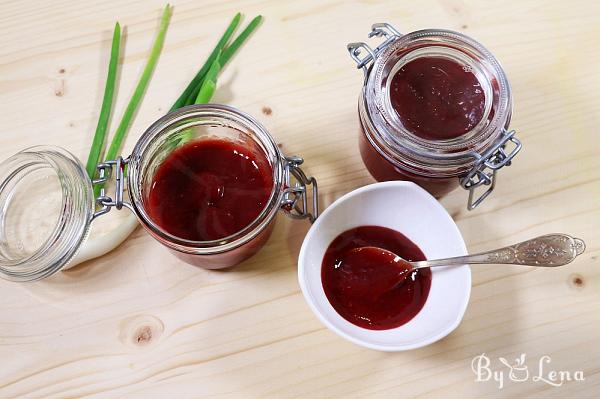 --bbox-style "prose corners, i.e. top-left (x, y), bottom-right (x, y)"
top-left (91, 156), bottom-right (132, 220)
top-left (281, 156), bottom-right (319, 223)
top-left (460, 130), bottom-right (522, 210)
top-left (347, 23), bottom-right (402, 80)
